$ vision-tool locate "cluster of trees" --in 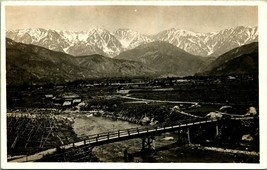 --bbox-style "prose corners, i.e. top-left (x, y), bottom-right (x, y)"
top-left (80, 97), bottom-right (198, 125)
